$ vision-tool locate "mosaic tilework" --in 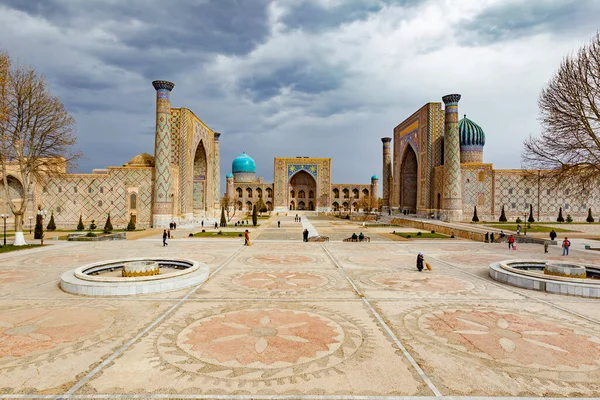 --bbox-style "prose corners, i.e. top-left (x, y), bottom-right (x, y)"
top-left (381, 138), bottom-right (392, 208)
top-left (273, 158), bottom-right (331, 210)
top-left (441, 95), bottom-right (462, 215)
top-left (152, 87), bottom-right (173, 216)
top-left (192, 140), bottom-right (207, 211)
top-left (462, 164), bottom-right (493, 218)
